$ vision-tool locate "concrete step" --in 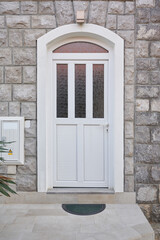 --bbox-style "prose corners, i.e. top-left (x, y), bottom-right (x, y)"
top-left (0, 191), bottom-right (136, 204)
